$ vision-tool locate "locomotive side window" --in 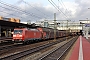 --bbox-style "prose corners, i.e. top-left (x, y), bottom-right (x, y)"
top-left (14, 30), bottom-right (23, 34)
